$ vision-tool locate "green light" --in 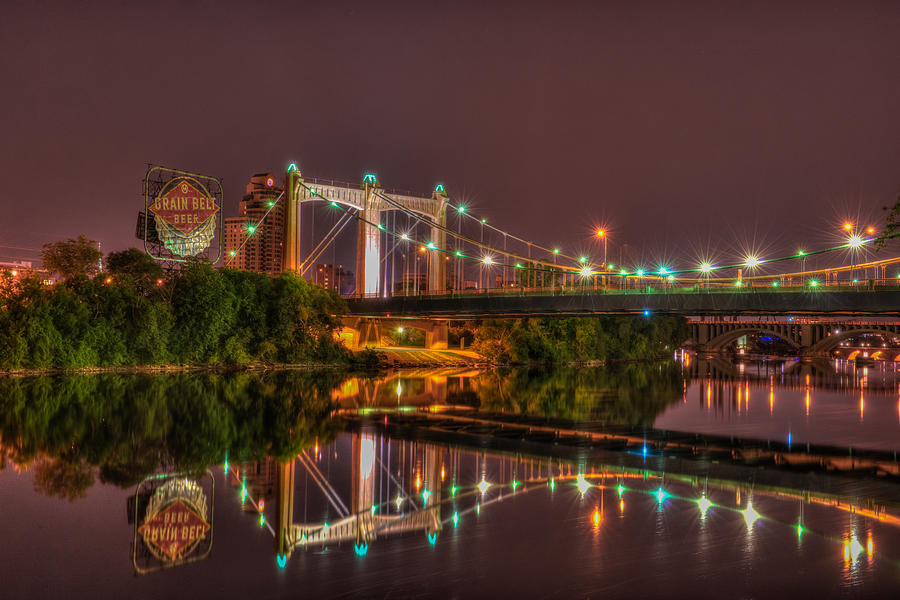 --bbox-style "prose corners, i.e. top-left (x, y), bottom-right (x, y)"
top-left (422, 488), bottom-right (432, 504)
top-left (223, 458), bottom-right (229, 474)
top-left (452, 511), bottom-right (459, 527)
top-left (371, 505), bottom-right (377, 514)
top-left (457, 205), bottom-right (466, 213)
top-left (377, 224), bottom-right (385, 230)
top-left (229, 250), bottom-right (236, 257)
top-left (667, 275), bottom-right (675, 281)
top-left (616, 484), bottom-right (625, 497)
top-left (549, 478), bottom-right (556, 491)
top-left (515, 263), bottom-right (523, 268)
top-left (455, 250), bottom-right (462, 257)
top-left (363, 173), bottom-right (377, 185)
top-left (797, 522), bottom-right (804, 539)
top-left (636, 269), bottom-right (645, 277)
top-left (797, 250), bottom-right (806, 257)
top-left (735, 281), bottom-right (742, 287)
top-left (580, 256), bottom-right (587, 263)
top-left (809, 280), bottom-right (819, 287)
top-left (481, 218), bottom-right (487, 224)
top-left (287, 162), bottom-right (297, 172)
top-left (427, 532), bottom-right (438, 545)
top-left (553, 248), bottom-right (560, 254)
top-left (511, 479), bottom-right (520, 491)
top-left (655, 488), bottom-right (668, 503)
top-left (268, 201), bottom-right (274, 208)
top-left (434, 183), bottom-right (445, 194)
top-left (241, 480), bottom-right (247, 502)
top-left (607, 263), bottom-right (615, 269)
top-left (426, 242), bottom-right (436, 250)
top-left (620, 270), bottom-right (627, 276)
top-left (451, 484), bottom-right (458, 497)
top-left (354, 542), bottom-right (368, 556)
top-left (276, 553), bottom-right (288, 568)
top-left (476, 503), bottom-right (481, 515)
top-left (330, 201), bottom-right (338, 207)
top-left (772, 281), bottom-right (778, 287)
top-left (852, 279), bottom-right (858, 283)
top-left (698, 495), bottom-right (712, 516)
top-left (247, 225), bottom-right (256, 234)
top-left (258, 514), bottom-right (265, 527)
top-left (742, 502), bottom-right (761, 527)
